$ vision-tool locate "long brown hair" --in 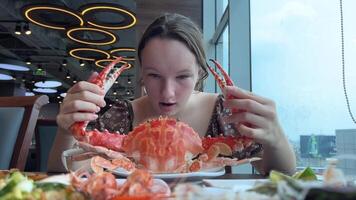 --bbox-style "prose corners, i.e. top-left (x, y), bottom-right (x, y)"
top-left (137, 13), bottom-right (208, 91)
